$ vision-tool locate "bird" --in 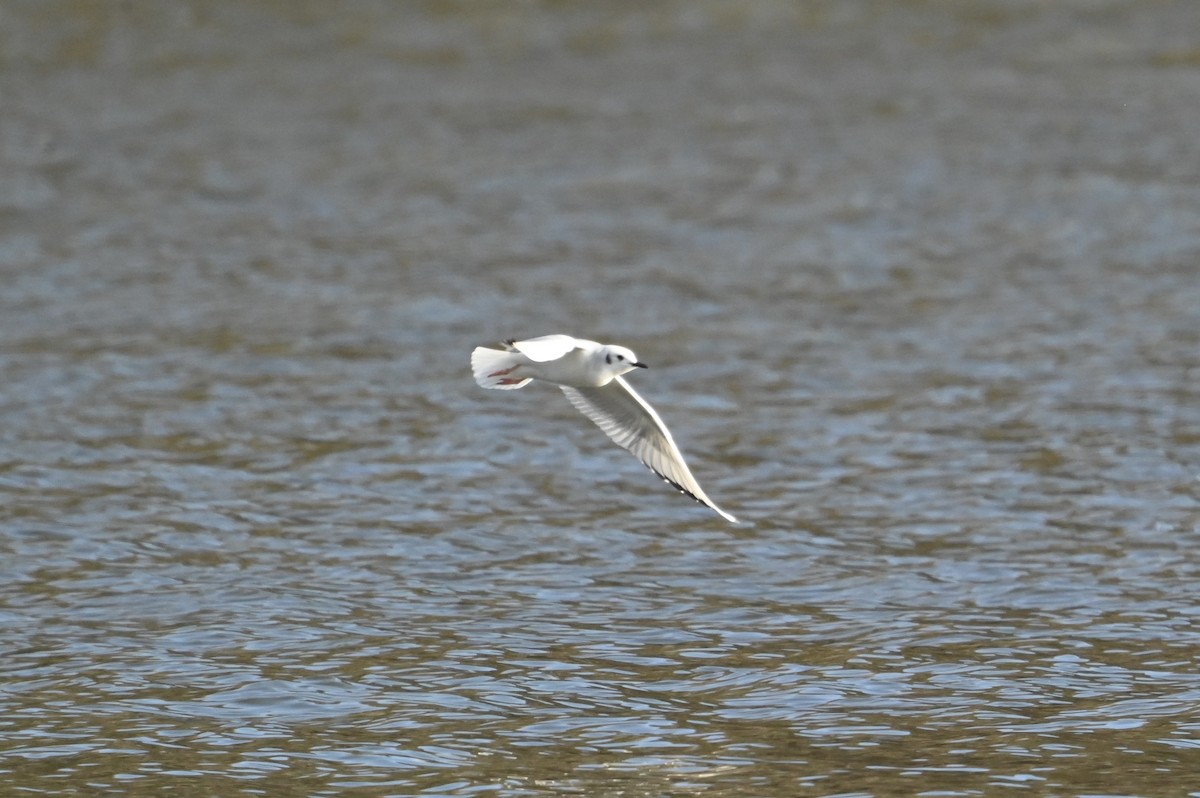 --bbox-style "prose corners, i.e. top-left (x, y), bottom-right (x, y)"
top-left (470, 334), bottom-right (737, 523)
